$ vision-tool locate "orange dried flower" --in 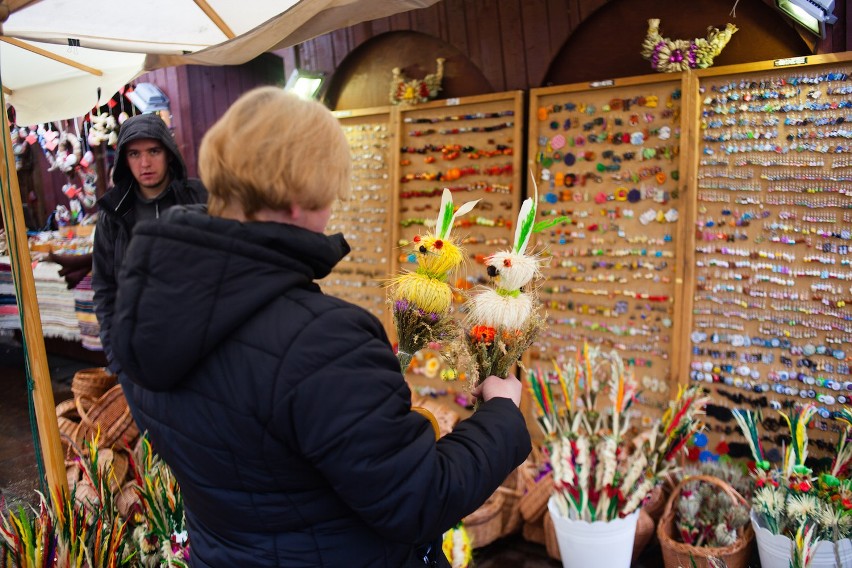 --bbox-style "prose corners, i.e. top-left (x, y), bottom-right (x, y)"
top-left (471, 325), bottom-right (496, 344)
